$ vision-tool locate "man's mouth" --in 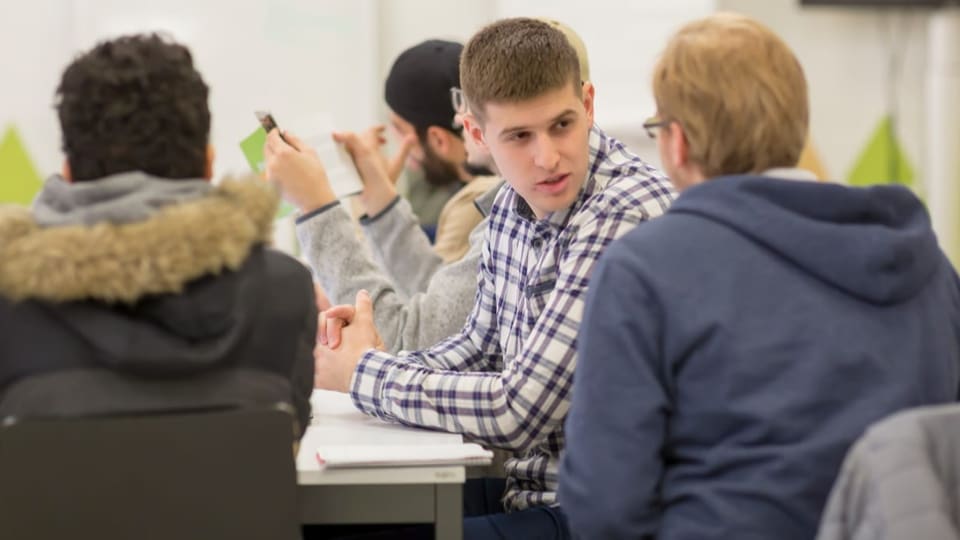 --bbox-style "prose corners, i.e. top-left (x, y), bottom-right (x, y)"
top-left (535, 173), bottom-right (571, 195)
top-left (539, 173), bottom-right (568, 185)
